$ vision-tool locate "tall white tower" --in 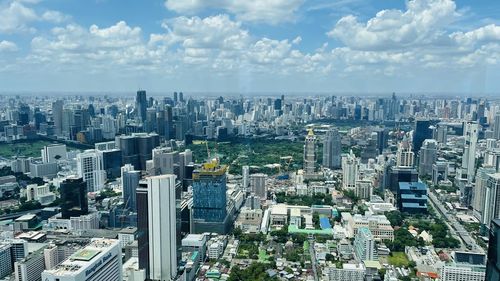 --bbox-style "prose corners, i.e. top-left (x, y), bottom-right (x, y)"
top-left (147, 175), bottom-right (178, 281)
top-left (342, 150), bottom-right (358, 190)
top-left (461, 121), bottom-right (479, 183)
top-left (303, 129), bottom-right (317, 176)
top-left (76, 149), bottom-right (106, 192)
